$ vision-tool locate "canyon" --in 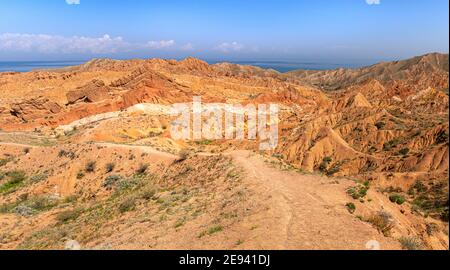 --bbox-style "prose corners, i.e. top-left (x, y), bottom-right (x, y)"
top-left (0, 53), bottom-right (448, 250)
